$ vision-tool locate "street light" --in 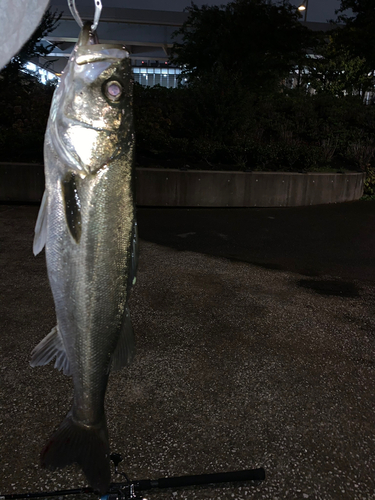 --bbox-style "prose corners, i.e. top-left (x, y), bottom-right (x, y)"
top-left (298, 0), bottom-right (309, 22)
